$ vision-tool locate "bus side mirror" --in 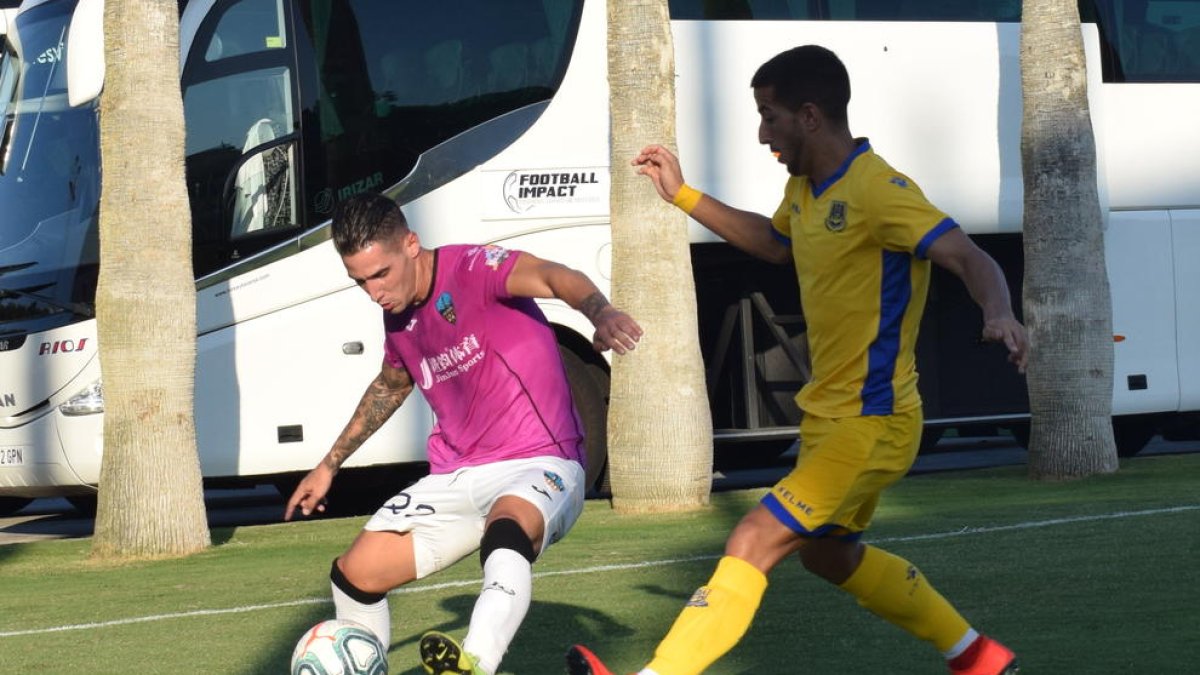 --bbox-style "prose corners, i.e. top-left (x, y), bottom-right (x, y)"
top-left (66, 0), bottom-right (105, 107)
